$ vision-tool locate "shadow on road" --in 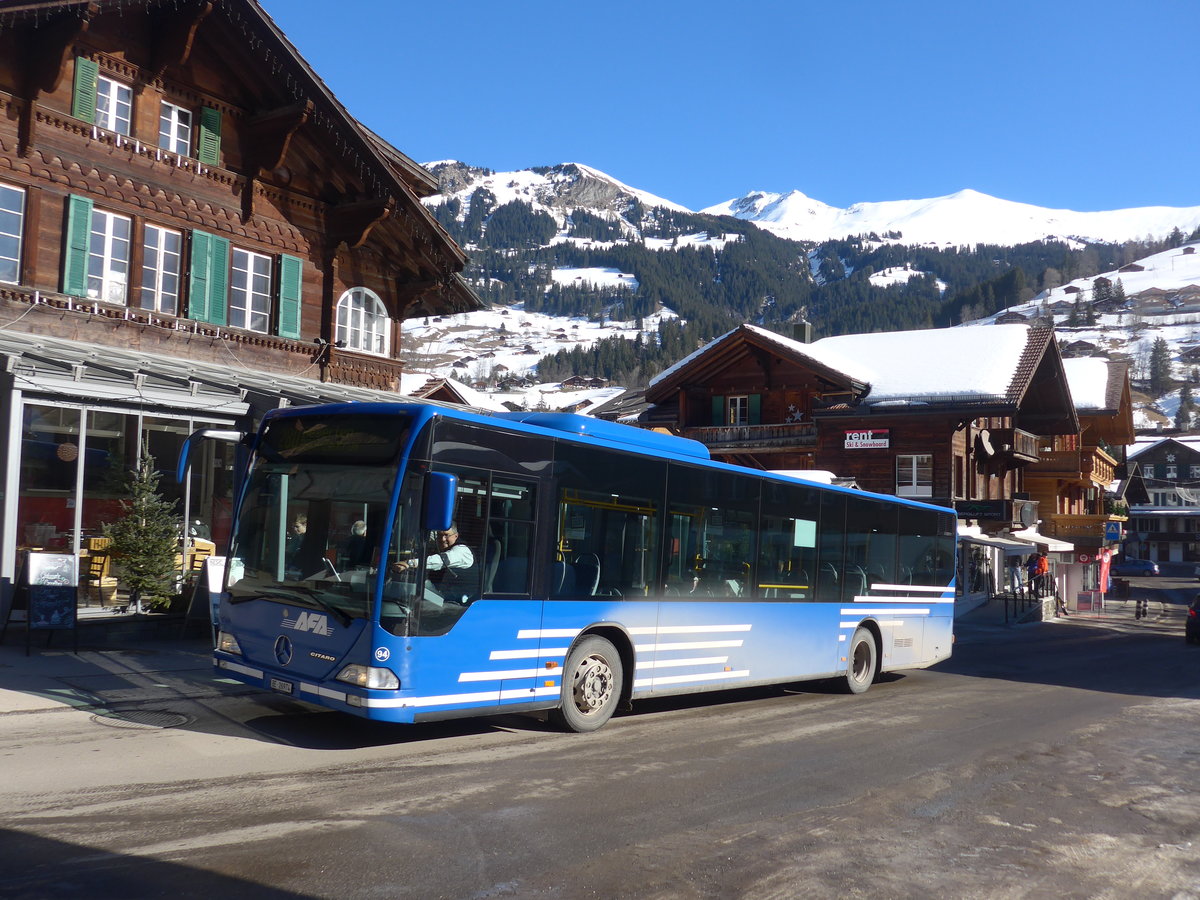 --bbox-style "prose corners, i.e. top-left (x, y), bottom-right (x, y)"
top-left (0, 827), bottom-right (314, 899)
